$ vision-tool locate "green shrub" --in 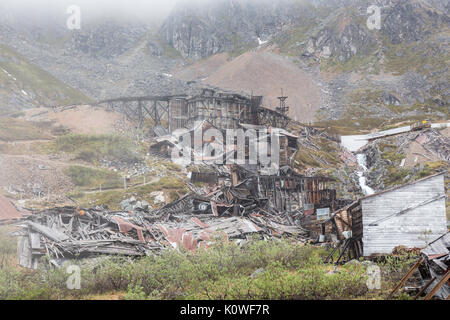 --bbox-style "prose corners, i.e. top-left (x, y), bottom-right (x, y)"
top-left (64, 166), bottom-right (121, 189)
top-left (0, 226), bottom-right (17, 269)
top-left (379, 252), bottom-right (418, 283)
top-left (0, 239), bottom-right (380, 300)
top-left (193, 252), bottom-right (367, 300)
top-left (125, 283), bottom-right (148, 300)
